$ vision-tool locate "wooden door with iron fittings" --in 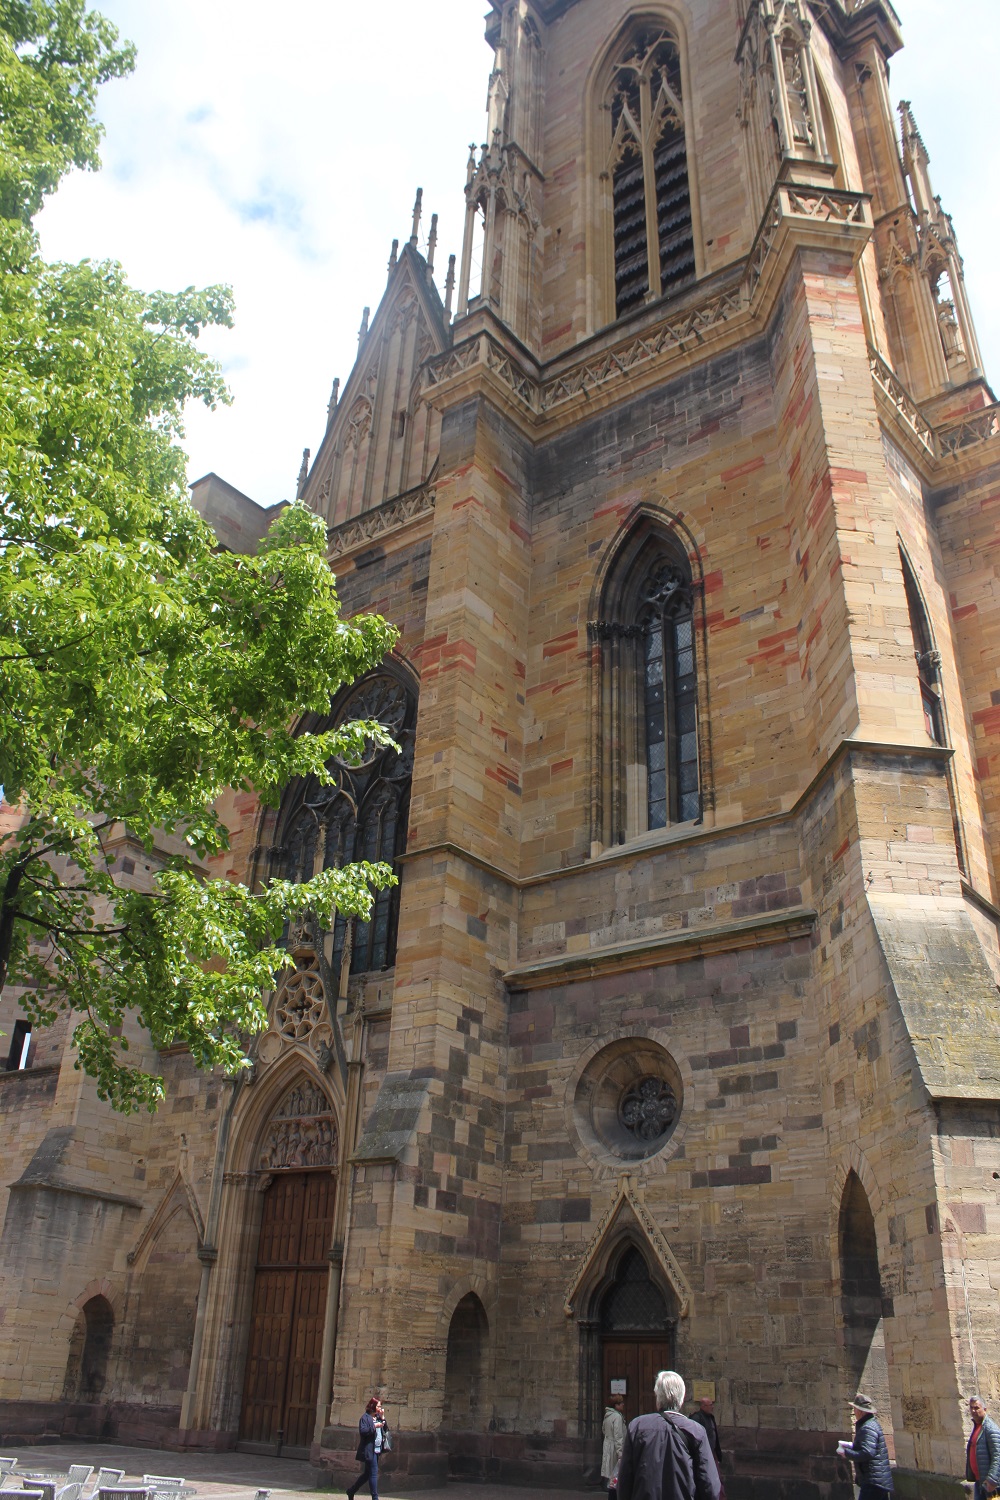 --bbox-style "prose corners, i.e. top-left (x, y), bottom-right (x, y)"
top-left (239, 1171), bottom-right (336, 1457)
